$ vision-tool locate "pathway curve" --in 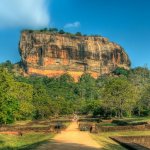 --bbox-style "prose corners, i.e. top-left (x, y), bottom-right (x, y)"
top-left (34, 122), bottom-right (101, 150)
